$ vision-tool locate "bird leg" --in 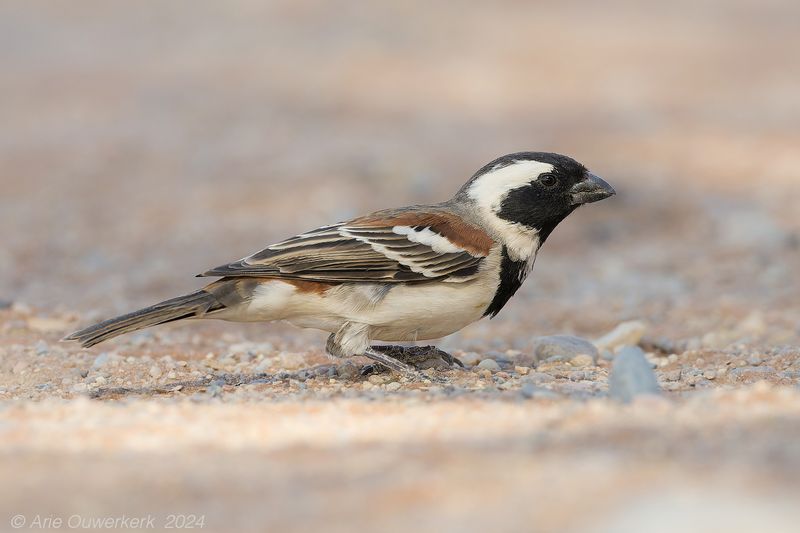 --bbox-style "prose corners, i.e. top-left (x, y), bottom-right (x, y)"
top-left (326, 333), bottom-right (419, 377)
